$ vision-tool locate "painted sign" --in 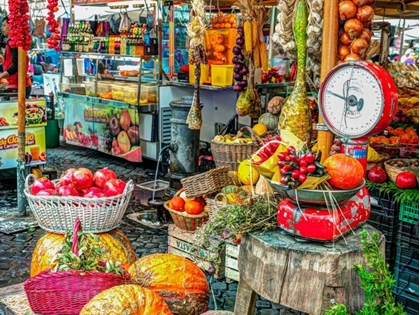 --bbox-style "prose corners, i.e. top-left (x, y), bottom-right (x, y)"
top-left (0, 100), bottom-right (47, 129)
